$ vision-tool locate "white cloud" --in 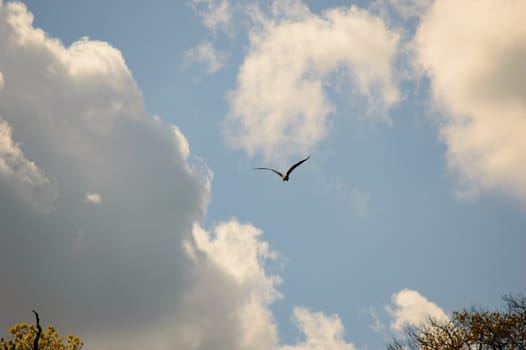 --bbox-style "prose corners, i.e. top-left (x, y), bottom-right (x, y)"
top-left (191, 0), bottom-right (232, 32)
top-left (90, 219), bottom-right (282, 350)
top-left (186, 41), bottom-right (226, 73)
top-left (191, 221), bottom-right (359, 350)
top-left (226, 0), bottom-right (400, 163)
top-left (415, 0), bottom-right (526, 204)
top-left (172, 124), bottom-right (191, 160)
top-left (0, 1), bottom-right (211, 347)
top-left (88, 218), bottom-right (358, 350)
top-left (0, 70), bottom-right (4, 90)
top-left (193, 221), bottom-right (280, 289)
top-left (84, 192), bottom-right (102, 204)
top-left (188, 220), bottom-right (281, 350)
top-left (0, 118), bottom-right (56, 210)
top-left (280, 307), bottom-right (356, 350)
top-left (369, 307), bottom-right (386, 333)
top-left (385, 289), bottom-right (448, 331)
